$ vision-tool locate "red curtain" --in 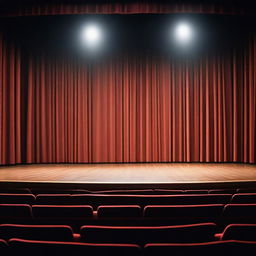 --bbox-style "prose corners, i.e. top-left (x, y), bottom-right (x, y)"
top-left (0, 1), bottom-right (248, 16)
top-left (1, 36), bottom-right (256, 165)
